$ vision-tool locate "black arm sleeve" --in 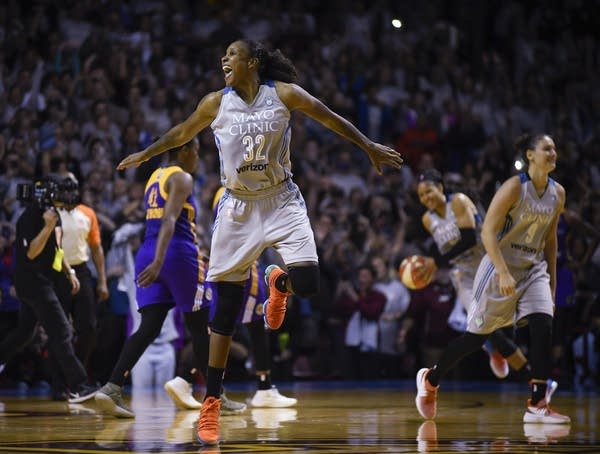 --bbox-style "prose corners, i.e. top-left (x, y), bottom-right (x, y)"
top-left (431, 227), bottom-right (477, 268)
